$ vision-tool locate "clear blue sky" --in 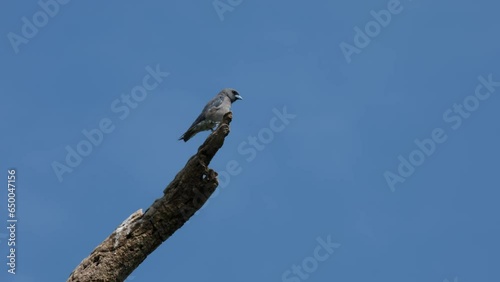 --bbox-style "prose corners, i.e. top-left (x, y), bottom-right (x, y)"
top-left (1, 0), bottom-right (499, 281)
